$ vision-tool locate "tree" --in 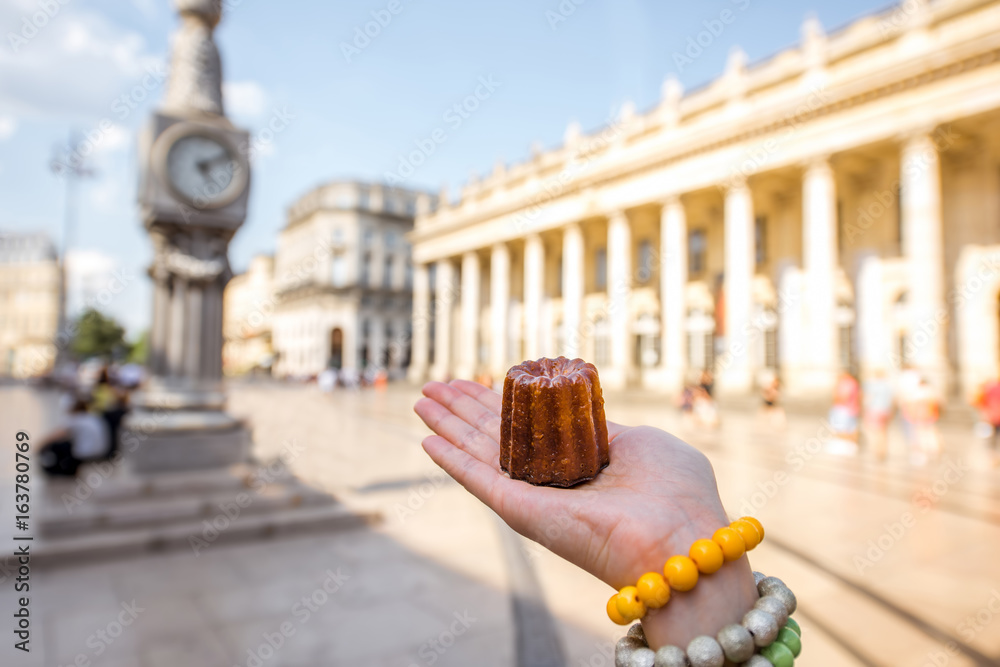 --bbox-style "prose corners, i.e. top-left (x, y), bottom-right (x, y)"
top-left (127, 330), bottom-right (149, 365)
top-left (70, 308), bottom-right (127, 360)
